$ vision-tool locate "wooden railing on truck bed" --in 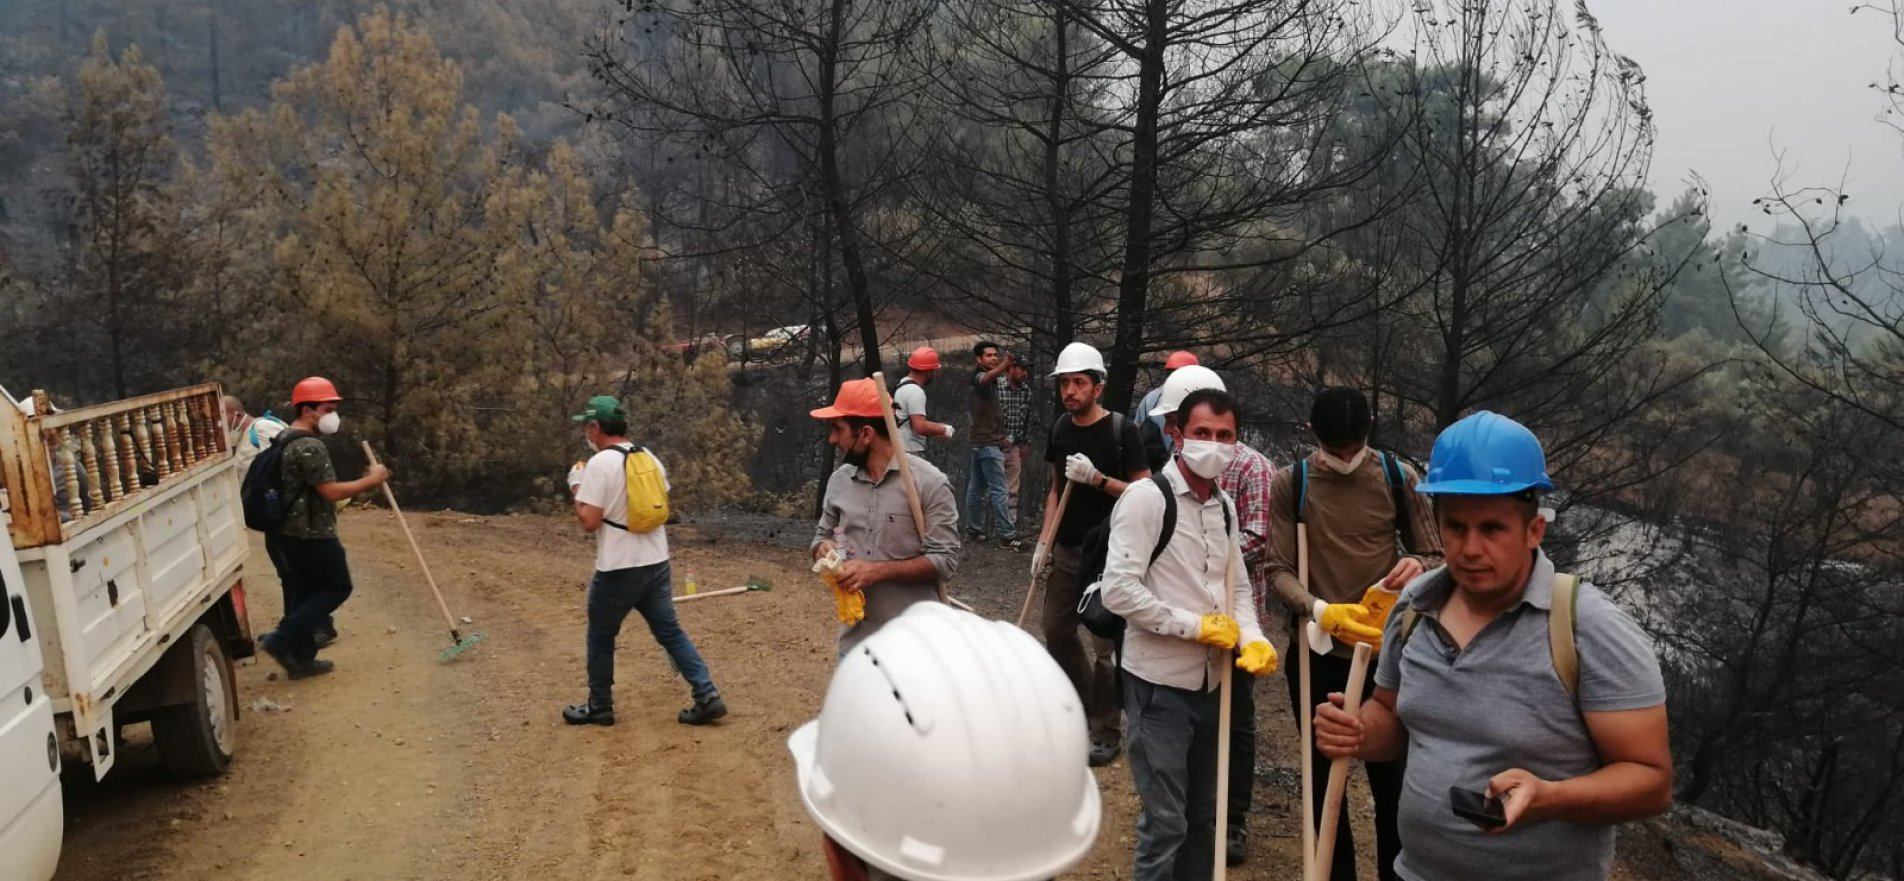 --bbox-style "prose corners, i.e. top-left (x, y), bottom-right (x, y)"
top-left (0, 383), bottom-right (230, 549)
